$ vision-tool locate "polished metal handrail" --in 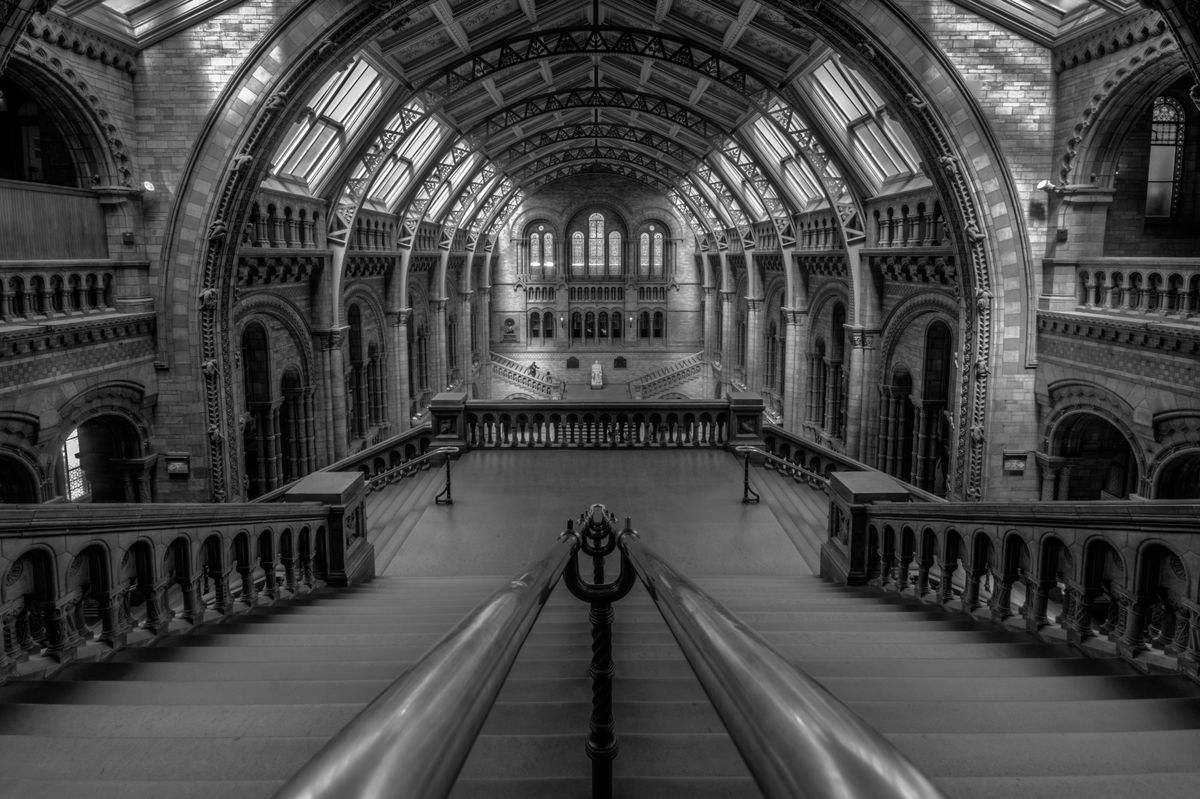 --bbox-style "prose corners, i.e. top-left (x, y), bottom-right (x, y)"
top-left (736, 444), bottom-right (830, 491)
top-left (272, 531), bottom-right (581, 799)
top-left (619, 530), bottom-right (947, 799)
top-left (364, 445), bottom-right (459, 494)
